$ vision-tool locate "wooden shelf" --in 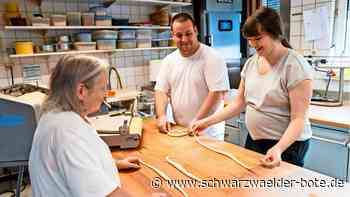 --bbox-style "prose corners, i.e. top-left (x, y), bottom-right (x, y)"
top-left (113, 0), bottom-right (192, 6)
top-left (9, 47), bottom-right (176, 58)
top-left (5, 25), bottom-right (171, 30)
